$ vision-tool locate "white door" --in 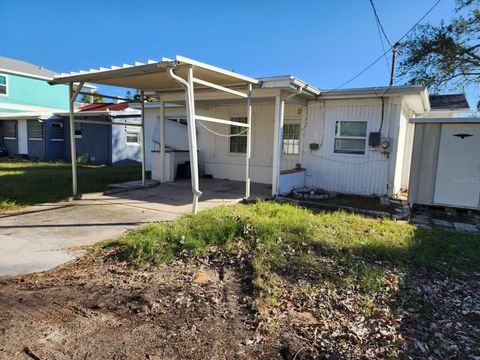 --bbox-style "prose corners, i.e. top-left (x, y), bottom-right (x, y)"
top-left (434, 124), bottom-right (480, 208)
top-left (17, 119), bottom-right (28, 155)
